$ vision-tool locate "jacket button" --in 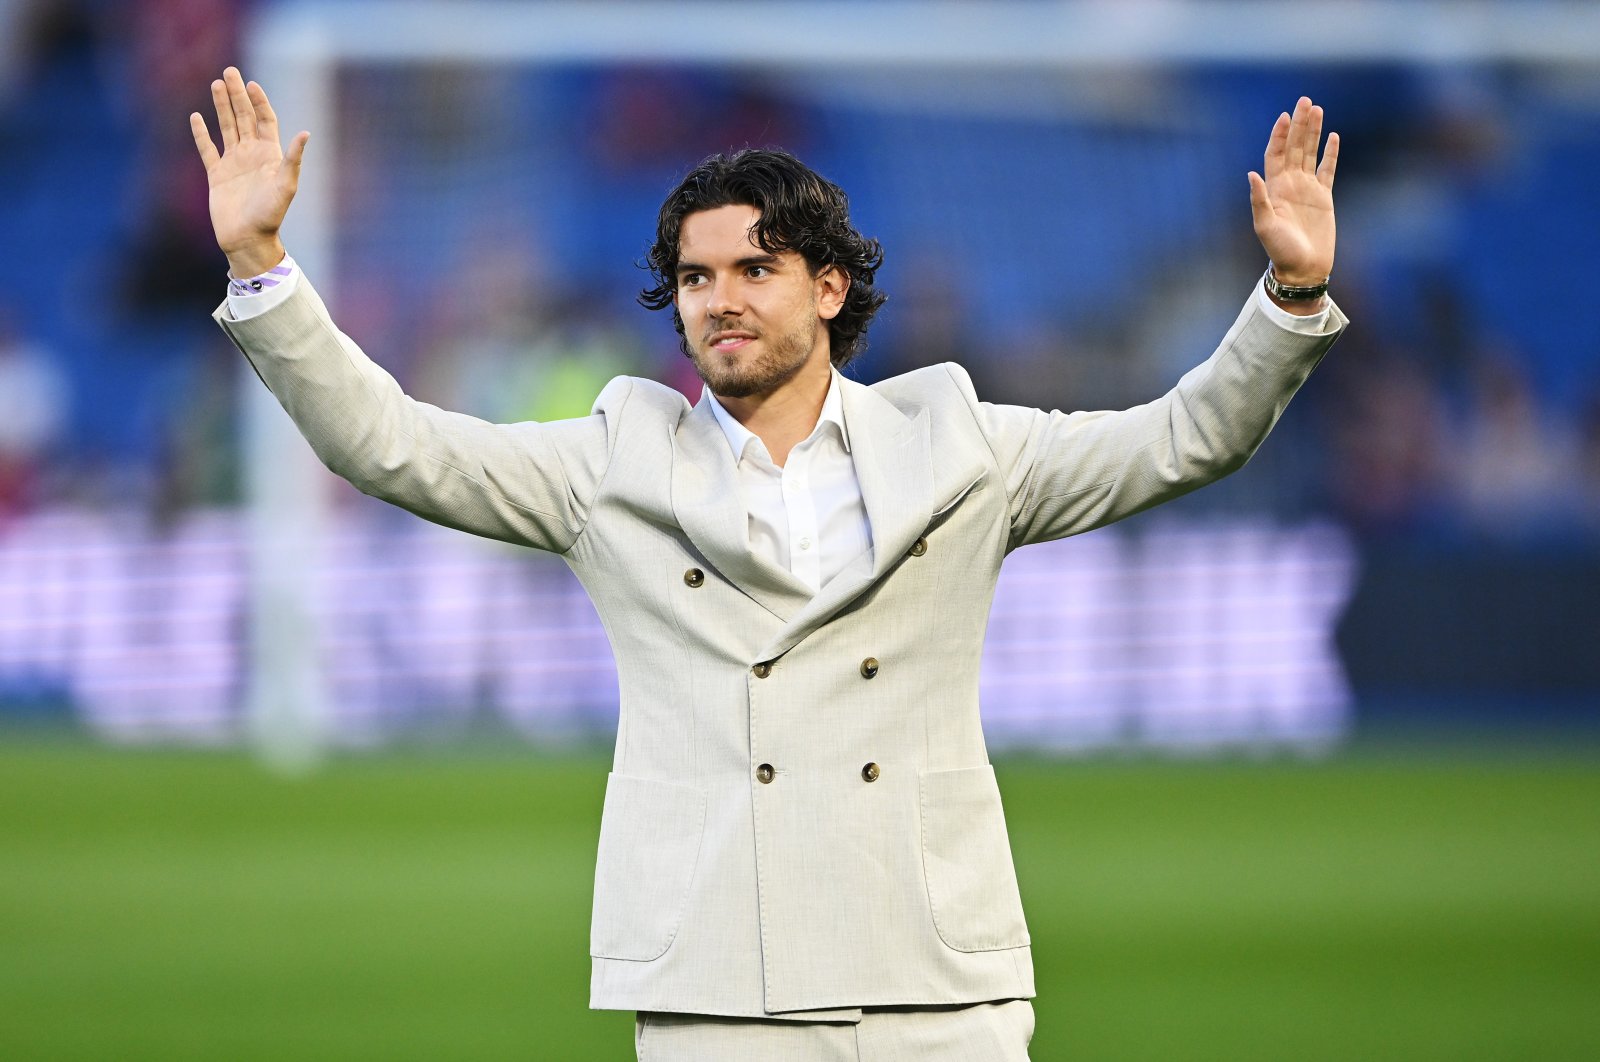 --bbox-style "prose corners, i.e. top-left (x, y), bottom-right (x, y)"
top-left (861, 762), bottom-right (880, 783)
top-left (683, 568), bottom-right (704, 588)
top-left (860, 657), bottom-right (879, 679)
top-left (752, 662), bottom-right (772, 679)
top-left (909, 537), bottom-right (928, 557)
top-left (756, 763), bottom-right (775, 784)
